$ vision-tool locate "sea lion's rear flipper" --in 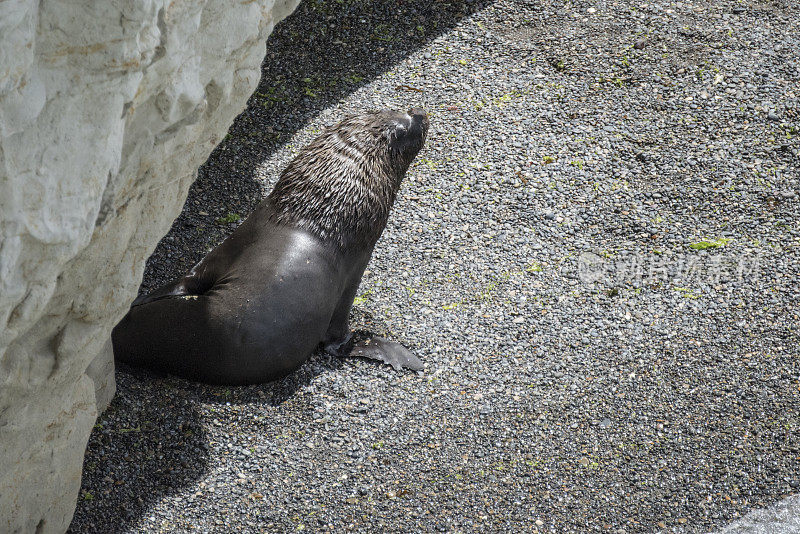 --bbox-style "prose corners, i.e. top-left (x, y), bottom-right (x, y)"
top-left (350, 337), bottom-right (423, 371)
top-left (131, 263), bottom-right (218, 307)
top-left (131, 280), bottom-right (189, 306)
